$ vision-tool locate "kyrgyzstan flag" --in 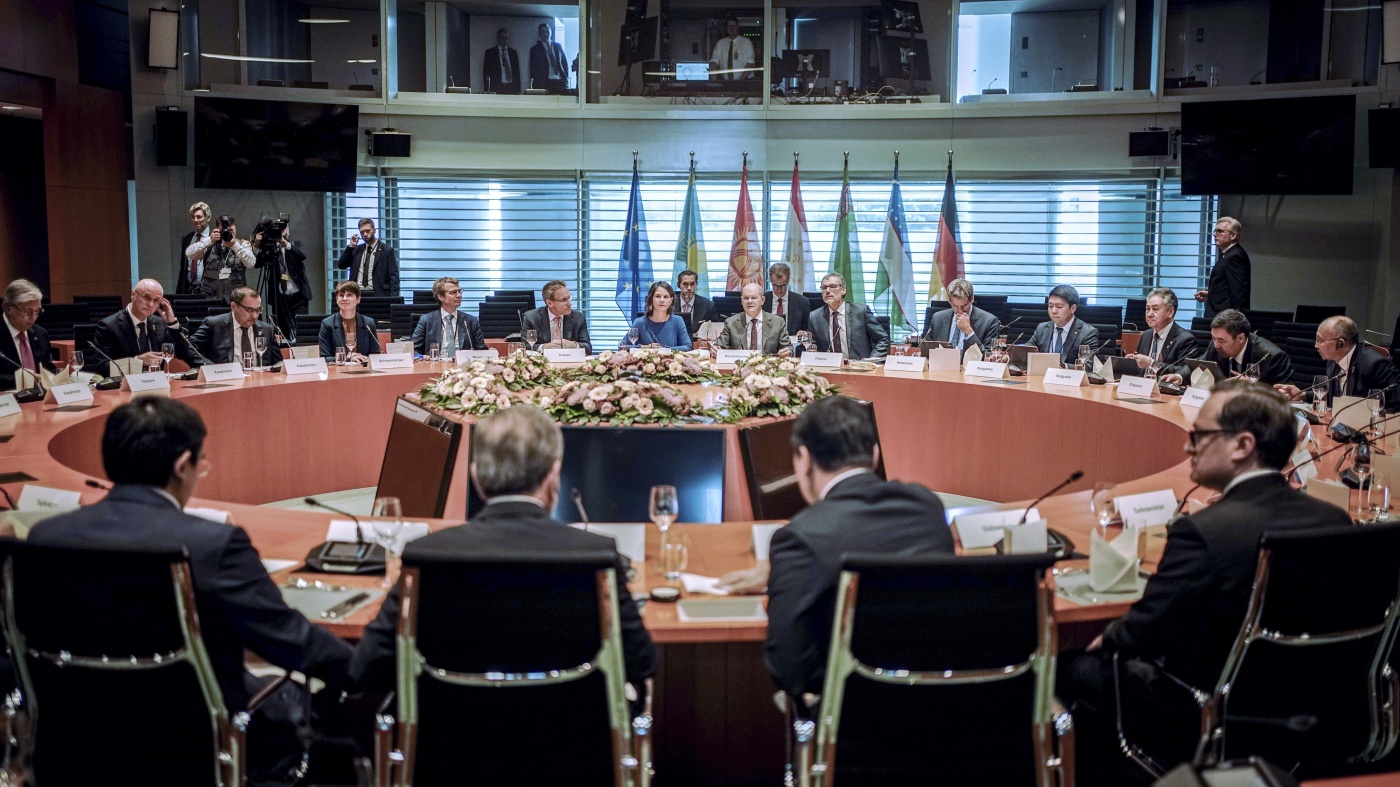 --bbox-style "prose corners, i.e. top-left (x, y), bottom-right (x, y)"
top-left (726, 164), bottom-right (764, 291)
